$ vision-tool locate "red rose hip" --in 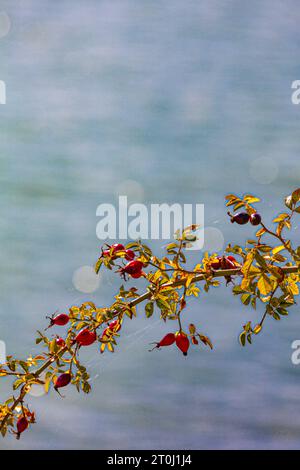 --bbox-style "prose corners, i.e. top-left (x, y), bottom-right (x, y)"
top-left (124, 260), bottom-right (144, 275)
top-left (56, 337), bottom-right (65, 347)
top-left (150, 333), bottom-right (176, 351)
top-left (102, 244), bottom-right (125, 259)
top-left (16, 416), bottom-right (29, 439)
top-left (175, 332), bottom-right (190, 356)
top-left (54, 373), bottom-right (72, 391)
top-left (46, 313), bottom-right (69, 329)
top-left (108, 320), bottom-right (121, 332)
top-left (118, 260), bottom-right (144, 279)
top-left (125, 249), bottom-right (135, 261)
top-left (75, 328), bottom-right (97, 346)
top-left (111, 243), bottom-right (125, 253)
